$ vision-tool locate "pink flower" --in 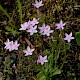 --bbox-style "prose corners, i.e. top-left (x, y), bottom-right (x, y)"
top-left (39, 24), bottom-right (53, 36)
top-left (27, 25), bottom-right (37, 35)
top-left (4, 39), bottom-right (20, 51)
top-left (27, 20), bottom-right (34, 28)
top-left (64, 32), bottom-right (74, 42)
top-left (4, 39), bottom-right (14, 51)
top-left (43, 25), bottom-right (53, 36)
top-left (33, 0), bottom-right (44, 8)
top-left (19, 22), bottom-right (28, 30)
top-left (55, 20), bottom-right (66, 30)
top-left (38, 23), bottom-right (46, 34)
top-left (31, 18), bottom-right (39, 26)
top-left (4, 39), bottom-right (11, 49)
top-left (23, 46), bottom-right (35, 56)
top-left (37, 55), bottom-right (48, 65)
